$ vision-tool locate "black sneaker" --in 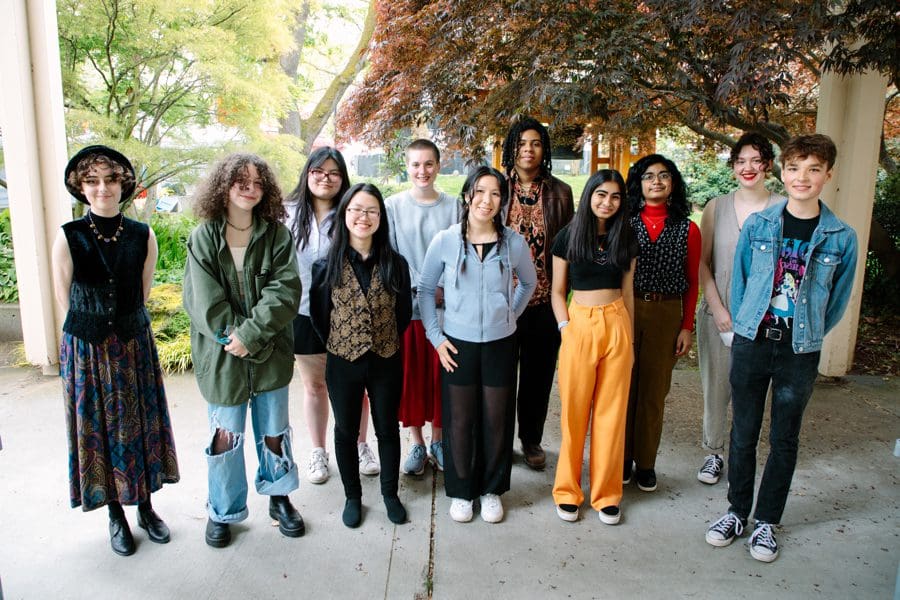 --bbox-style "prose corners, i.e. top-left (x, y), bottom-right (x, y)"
top-left (623, 460), bottom-right (634, 485)
top-left (705, 512), bottom-right (746, 547)
top-left (635, 468), bottom-right (657, 492)
top-left (697, 454), bottom-right (724, 485)
top-left (749, 522), bottom-right (779, 563)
